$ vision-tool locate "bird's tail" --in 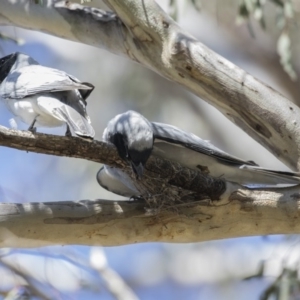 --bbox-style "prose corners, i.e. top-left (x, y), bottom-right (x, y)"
top-left (53, 105), bottom-right (95, 139)
top-left (238, 165), bottom-right (300, 188)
